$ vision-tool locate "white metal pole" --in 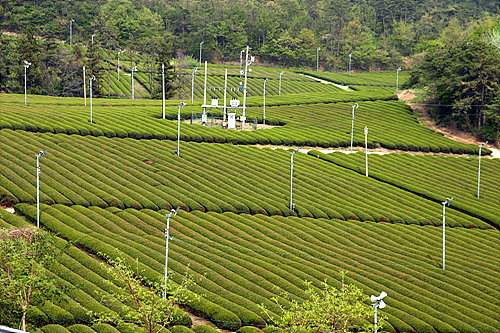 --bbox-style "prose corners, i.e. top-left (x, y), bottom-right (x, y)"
top-left (199, 41), bottom-right (204, 67)
top-left (83, 66), bottom-right (87, 106)
top-left (163, 214), bottom-right (170, 299)
top-left (70, 19), bottom-right (74, 46)
top-left (478, 142), bottom-right (487, 198)
top-left (374, 305), bottom-right (378, 333)
top-left (242, 45), bottom-right (250, 130)
top-left (279, 71), bottom-right (284, 95)
top-left (441, 197), bottom-right (452, 270)
top-left (263, 78), bottom-right (268, 125)
top-left (316, 47), bottom-right (320, 72)
top-left (396, 67), bottom-right (401, 91)
top-left (203, 61), bottom-right (207, 106)
top-left (162, 64), bottom-right (165, 119)
top-left (24, 64), bottom-right (27, 106)
top-left (163, 207), bottom-right (178, 299)
top-left (36, 154), bottom-right (40, 228)
top-left (177, 105), bottom-right (181, 156)
top-left (365, 126), bottom-right (368, 177)
top-left (118, 51), bottom-right (121, 81)
top-left (131, 67), bottom-right (136, 99)
top-left (350, 103), bottom-right (358, 153)
top-left (290, 150), bottom-right (297, 210)
top-left (442, 201), bottom-right (446, 270)
top-left (224, 69), bottom-right (227, 126)
top-left (90, 76), bottom-right (93, 123)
